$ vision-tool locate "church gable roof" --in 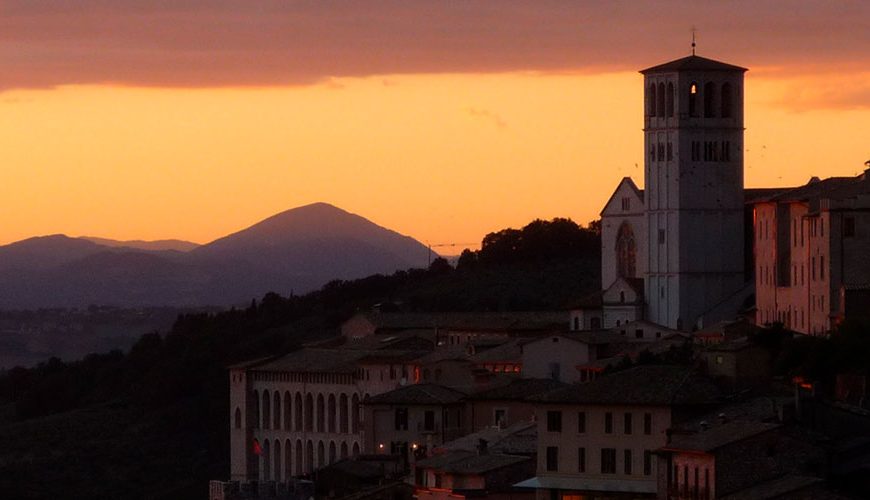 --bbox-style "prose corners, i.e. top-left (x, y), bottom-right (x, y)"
top-left (640, 55), bottom-right (748, 74)
top-left (602, 277), bottom-right (644, 305)
top-left (600, 177), bottom-right (644, 216)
